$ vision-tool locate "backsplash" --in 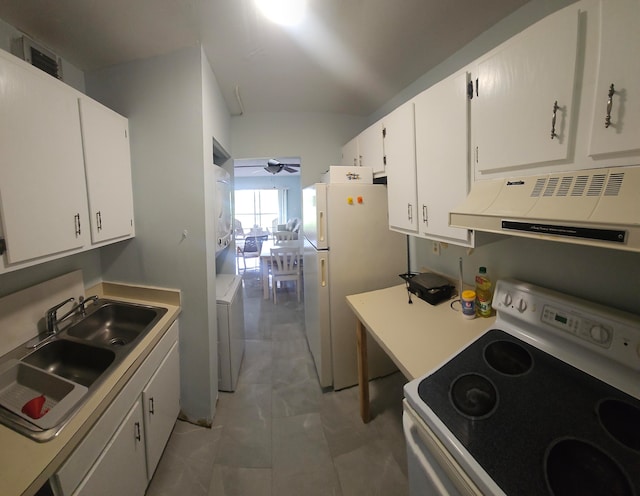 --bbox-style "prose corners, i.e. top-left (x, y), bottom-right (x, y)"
top-left (0, 270), bottom-right (84, 356)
